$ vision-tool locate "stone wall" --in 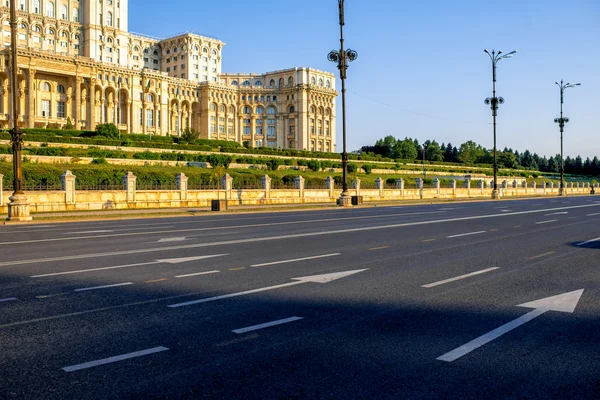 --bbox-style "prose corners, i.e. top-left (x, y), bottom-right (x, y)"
top-left (0, 172), bottom-right (597, 215)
